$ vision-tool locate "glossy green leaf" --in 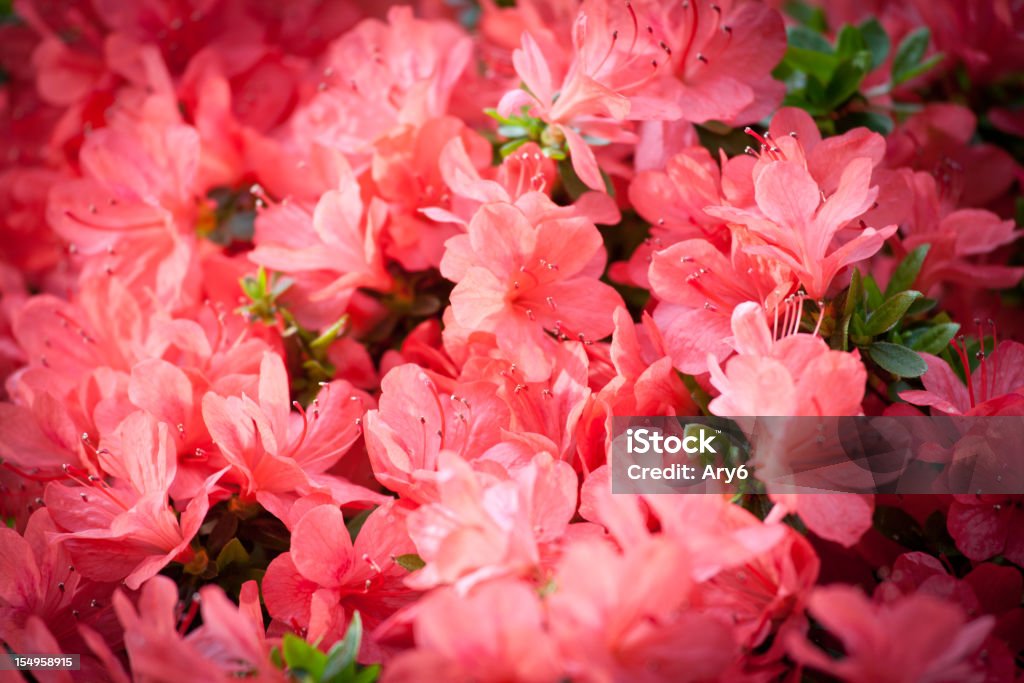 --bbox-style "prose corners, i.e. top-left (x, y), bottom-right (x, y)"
top-left (215, 538), bottom-right (249, 573)
top-left (869, 341), bottom-right (928, 377)
top-left (892, 27), bottom-right (931, 84)
top-left (908, 323), bottom-right (960, 355)
top-left (885, 244), bottom-right (930, 298)
top-left (395, 554), bottom-right (427, 571)
top-left (864, 290), bottom-right (922, 336)
top-left (859, 18), bottom-right (890, 69)
top-left (323, 613), bottom-right (362, 682)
